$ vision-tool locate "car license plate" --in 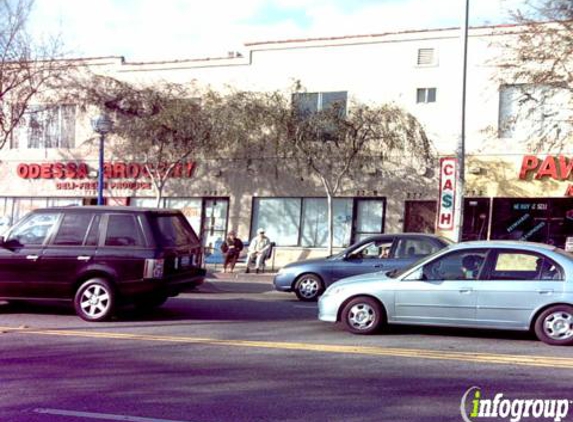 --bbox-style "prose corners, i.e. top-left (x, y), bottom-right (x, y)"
top-left (180, 256), bottom-right (190, 267)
